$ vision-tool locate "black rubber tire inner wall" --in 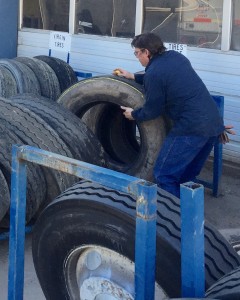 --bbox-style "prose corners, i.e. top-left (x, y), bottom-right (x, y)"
top-left (32, 180), bottom-right (240, 299)
top-left (57, 76), bottom-right (168, 180)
